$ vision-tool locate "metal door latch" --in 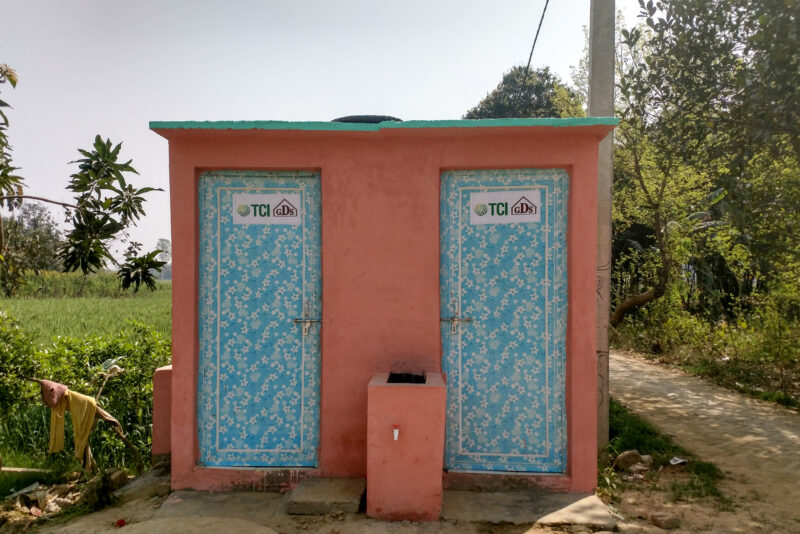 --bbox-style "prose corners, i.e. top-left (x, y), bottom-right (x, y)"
top-left (441, 316), bottom-right (473, 334)
top-left (293, 318), bottom-right (322, 336)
